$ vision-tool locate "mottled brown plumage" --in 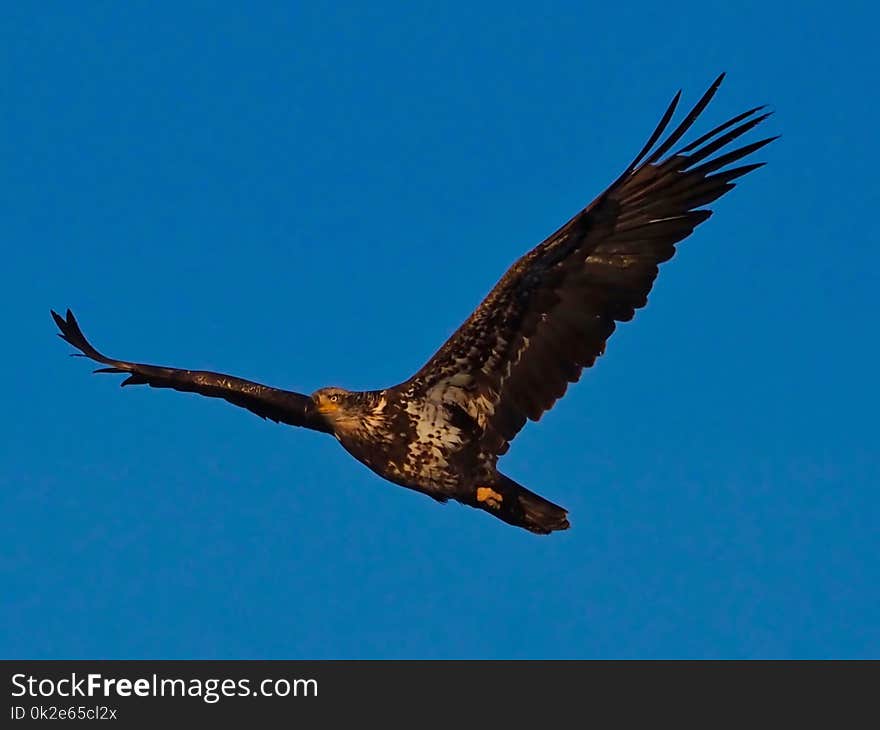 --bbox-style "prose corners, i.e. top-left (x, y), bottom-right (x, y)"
top-left (52, 74), bottom-right (775, 534)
